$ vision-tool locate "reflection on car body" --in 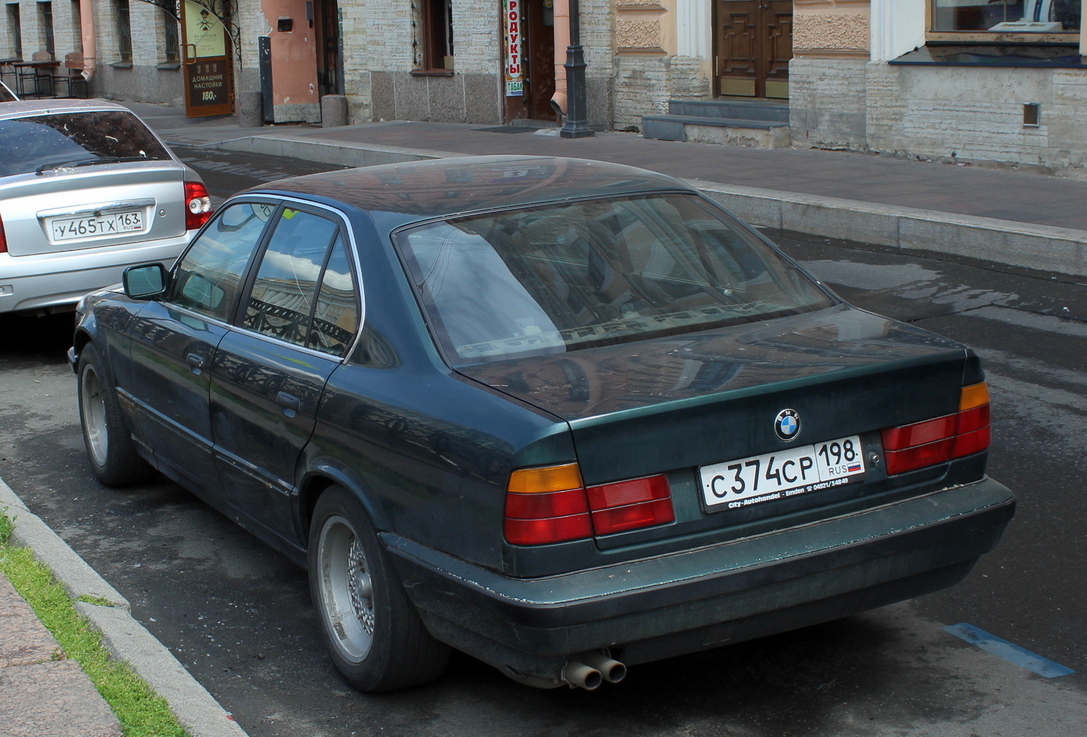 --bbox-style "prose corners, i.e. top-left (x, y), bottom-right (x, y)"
top-left (70, 156), bottom-right (1014, 693)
